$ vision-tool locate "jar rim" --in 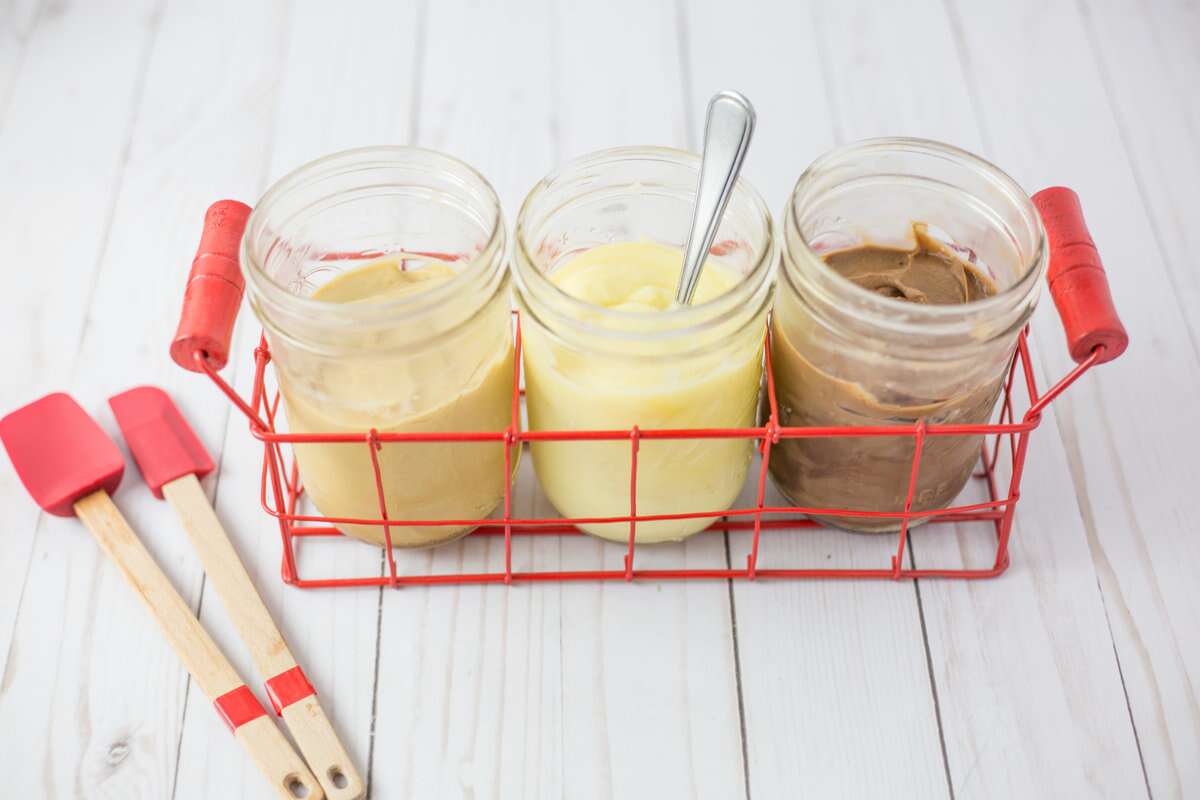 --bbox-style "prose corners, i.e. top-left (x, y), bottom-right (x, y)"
top-left (784, 137), bottom-right (1046, 342)
top-left (513, 145), bottom-right (775, 342)
top-left (242, 145), bottom-right (505, 328)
